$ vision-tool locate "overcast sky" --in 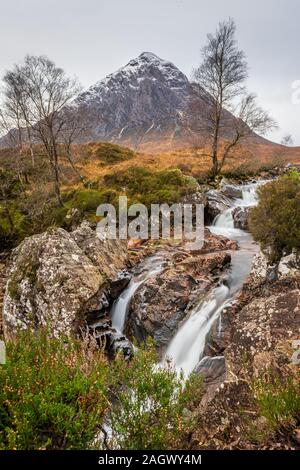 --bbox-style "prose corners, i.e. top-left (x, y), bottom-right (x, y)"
top-left (1, 0), bottom-right (299, 144)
